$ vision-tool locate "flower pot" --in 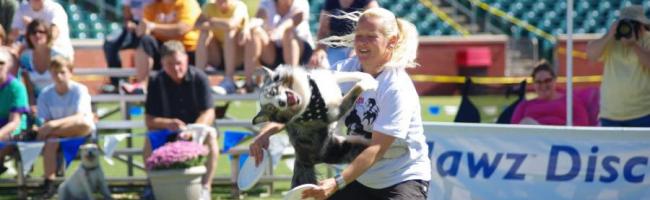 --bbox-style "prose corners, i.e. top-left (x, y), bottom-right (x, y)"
top-left (148, 166), bottom-right (207, 200)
